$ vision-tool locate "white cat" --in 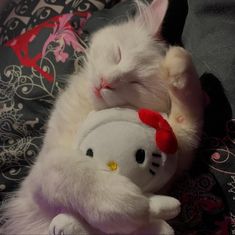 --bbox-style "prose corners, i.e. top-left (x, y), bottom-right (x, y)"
top-left (0, 0), bottom-right (204, 234)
